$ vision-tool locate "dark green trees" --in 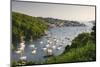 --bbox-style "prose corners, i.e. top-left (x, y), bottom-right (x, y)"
top-left (91, 22), bottom-right (96, 42)
top-left (12, 12), bottom-right (48, 46)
